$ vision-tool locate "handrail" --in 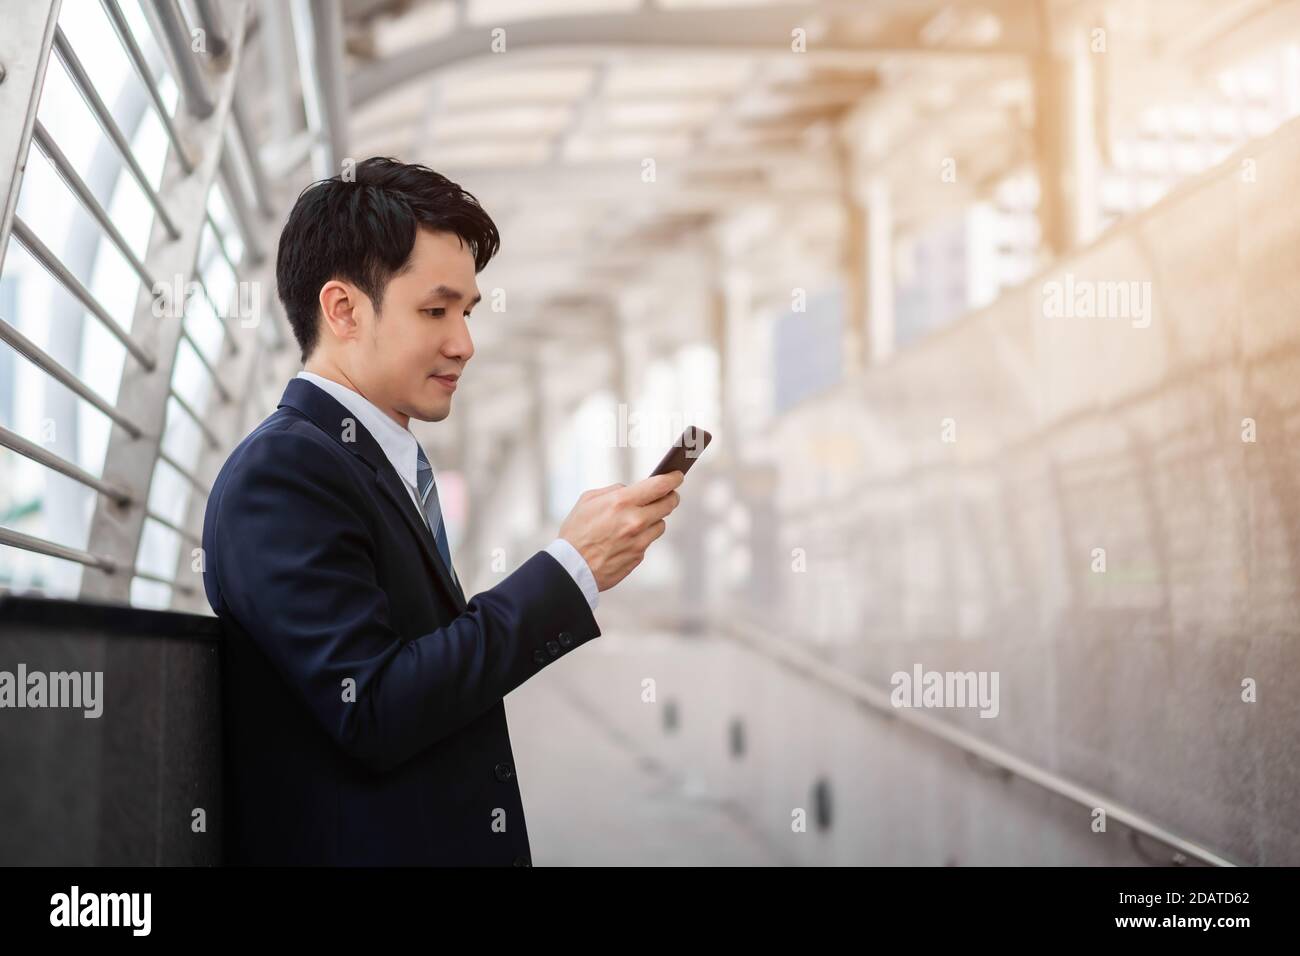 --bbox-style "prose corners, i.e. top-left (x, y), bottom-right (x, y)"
top-left (31, 120), bottom-right (159, 291)
top-left (156, 449), bottom-right (210, 496)
top-left (178, 326), bottom-right (232, 402)
top-left (133, 567), bottom-right (196, 595)
top-left (698, 606), bottom-right (1242, 867)
top-left (144, 508), bottom-right (200, 546)
top-left (0, 528), bottom-right (197, 597)
top-left (51, 26), bottom-right (179, 238)
top-left (99, 0), bottom-right (195, 172)
top-left (0, 315), bottom-right (146, 437)
top-left (0, 424), bottom-right (133, 505)
top-left (11, 217), bottom-right (157, 370)
top-left (203, 211), bottom-right (240, 275)
top-left (0, 526), bottom-right (116, 571)
top-left (167, 388), bottom-right (220, 449)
